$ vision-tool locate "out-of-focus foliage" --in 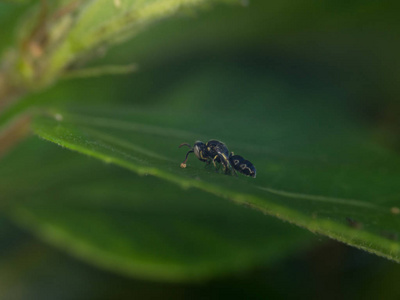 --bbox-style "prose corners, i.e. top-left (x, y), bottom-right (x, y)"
top-left (0, 0), bottom-right (238, 110)
top-left (1, 0), bottom-right (400, 297)
top-left (2, 214), bottom-right (400, 299)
